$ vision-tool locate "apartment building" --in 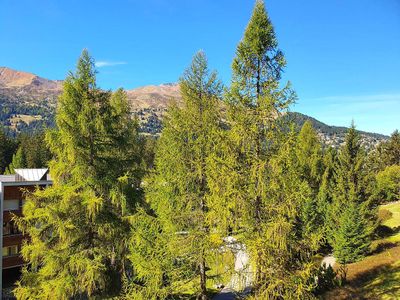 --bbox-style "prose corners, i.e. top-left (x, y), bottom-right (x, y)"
top-left (1, 169), bottom-right (52, 293)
